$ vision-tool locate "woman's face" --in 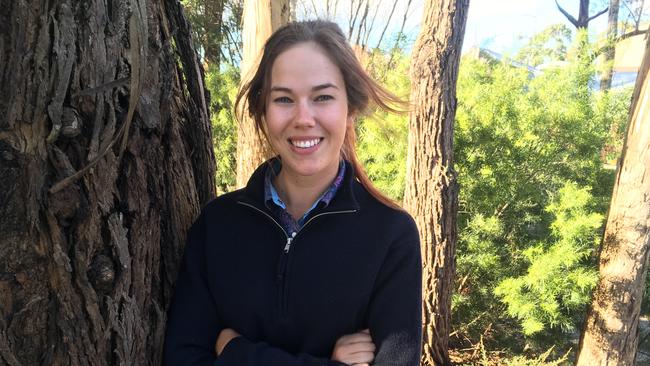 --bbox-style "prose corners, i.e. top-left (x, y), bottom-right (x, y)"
top-left (265, 41), bottom-right (352, 182)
